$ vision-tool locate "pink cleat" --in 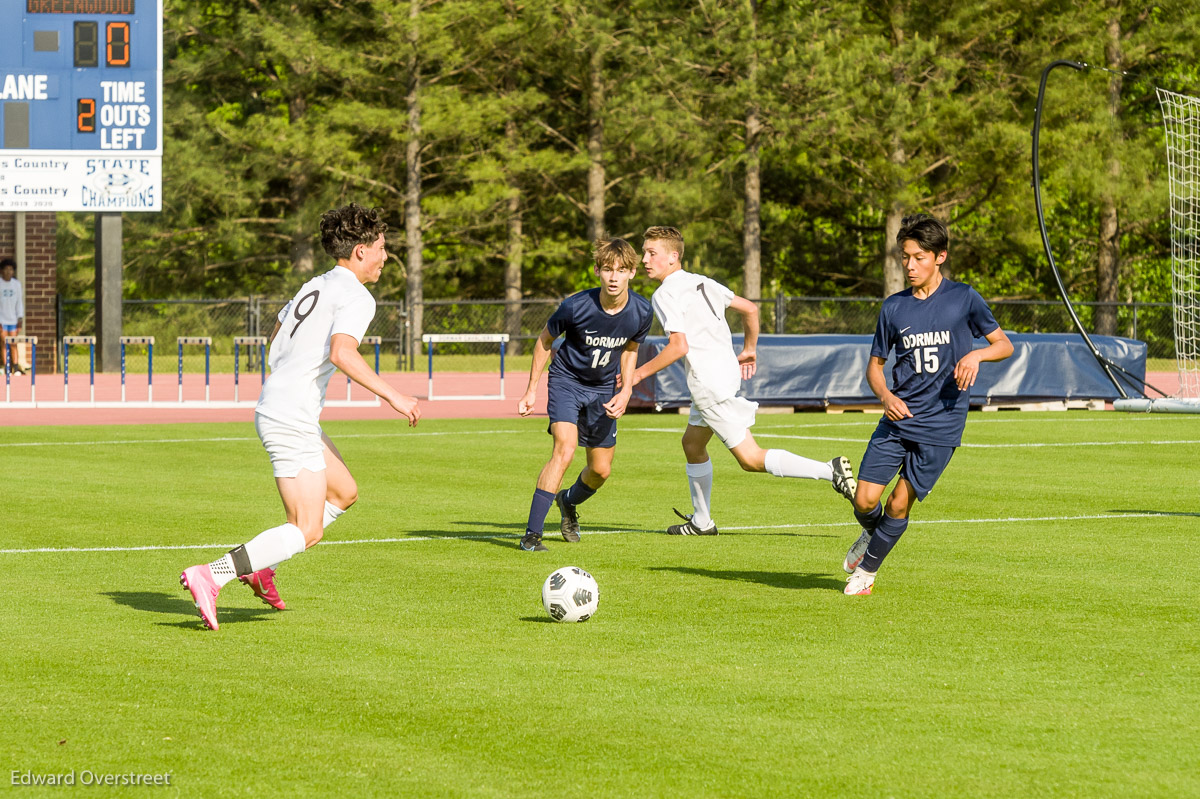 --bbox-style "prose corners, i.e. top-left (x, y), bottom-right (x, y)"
top-left (180, 564), bottom-right (221, 630)
top-left (240, 567), bottom-right (286, 610)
